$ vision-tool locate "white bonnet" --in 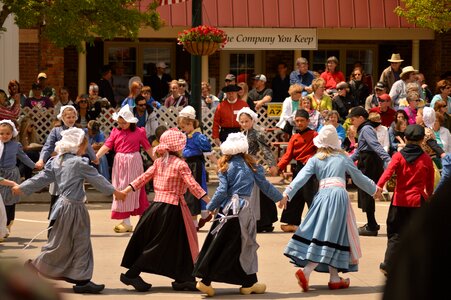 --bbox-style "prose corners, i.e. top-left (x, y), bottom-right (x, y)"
top-left (236, 107), bottom-right (258, 123)
top-left (57, 105), bottom-right (78, 120)
top-left (422, 106), bottom-right (435, 129)
top-left (220, 132), bottom-right (249, 155)
top-left (179, 105), bottom-right (196, 120)
top-left (313, 124), bottom-right (342, 150)
top-left (113, 105), bottom-right (139, 123)
top-left (0, 120), bottom-right (18, 137)
top-left (54, 127), bottom-right (86, 155)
